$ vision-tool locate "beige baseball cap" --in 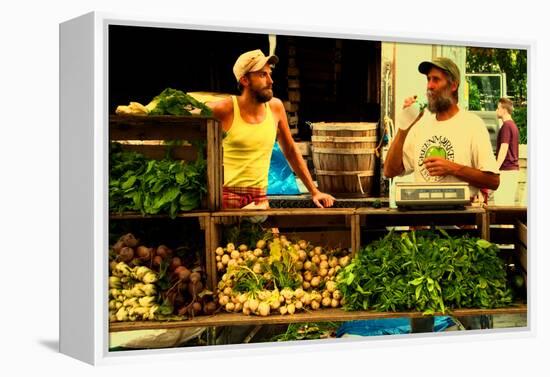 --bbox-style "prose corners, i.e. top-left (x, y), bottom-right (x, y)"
top-left (233, 49), bottom-right (279, 82)
top-left (418, 57), bottom-right (460, 85)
